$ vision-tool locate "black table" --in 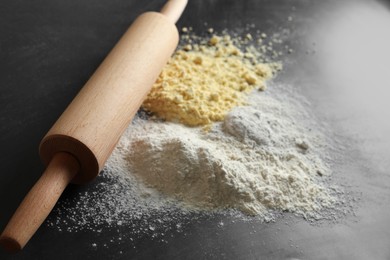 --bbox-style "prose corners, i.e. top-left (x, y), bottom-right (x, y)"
top-left (1, 0), bottom-right (390, 259)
